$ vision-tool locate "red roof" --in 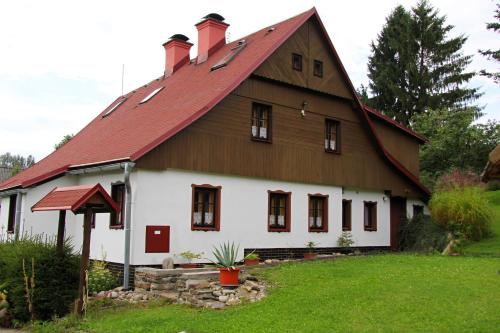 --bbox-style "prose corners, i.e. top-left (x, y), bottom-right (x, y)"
top-left (31, 184), bottom-right (119, 213)
top-left (364, 105), bottom-right (428, 143)
top-left (0, 8), bottom-right (430, 197)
